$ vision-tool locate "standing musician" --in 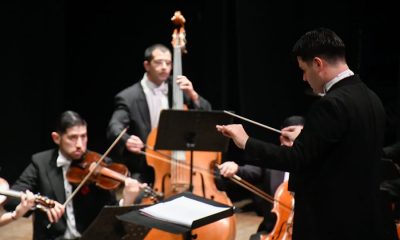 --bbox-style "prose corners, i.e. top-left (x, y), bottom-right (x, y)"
top-left (217, 28), bottom-right (397, 239)
top-left (106, 43), bottom-right (211, 185)
top-left (218, 116), bottom-right (304, 239)
top-left (4, 110), bottom-right (145, 240)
